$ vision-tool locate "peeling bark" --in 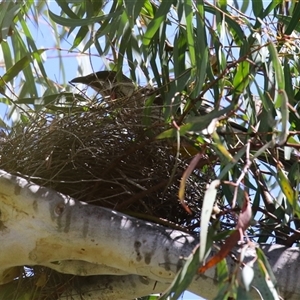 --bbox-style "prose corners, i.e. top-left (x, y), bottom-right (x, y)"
top-left (0, 170), bottom-right (300, 299)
